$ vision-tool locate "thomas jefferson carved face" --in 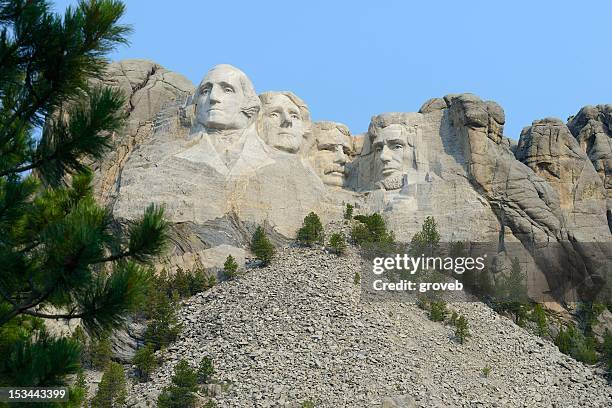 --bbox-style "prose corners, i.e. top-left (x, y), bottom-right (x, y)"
top-left (194, 65), bottom-right (259, 131)
top-left (310, 123), bottom-right (353, 187)
top-left (371, 124), bottom-right (416, 190)
top-left (259, 92), bottom-right (310, 153)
